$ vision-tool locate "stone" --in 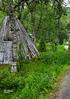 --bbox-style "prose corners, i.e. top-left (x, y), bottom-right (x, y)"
top-left (4, 89), bottom-right (13, 93)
